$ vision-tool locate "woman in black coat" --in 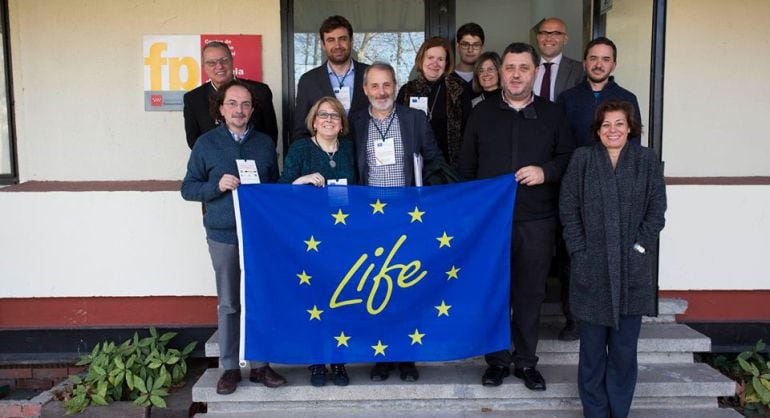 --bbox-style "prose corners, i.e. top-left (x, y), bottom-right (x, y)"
top-left (396, 36), bottom-right (471, 168)
top-left (559, 100), bottom-right (666, 418)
